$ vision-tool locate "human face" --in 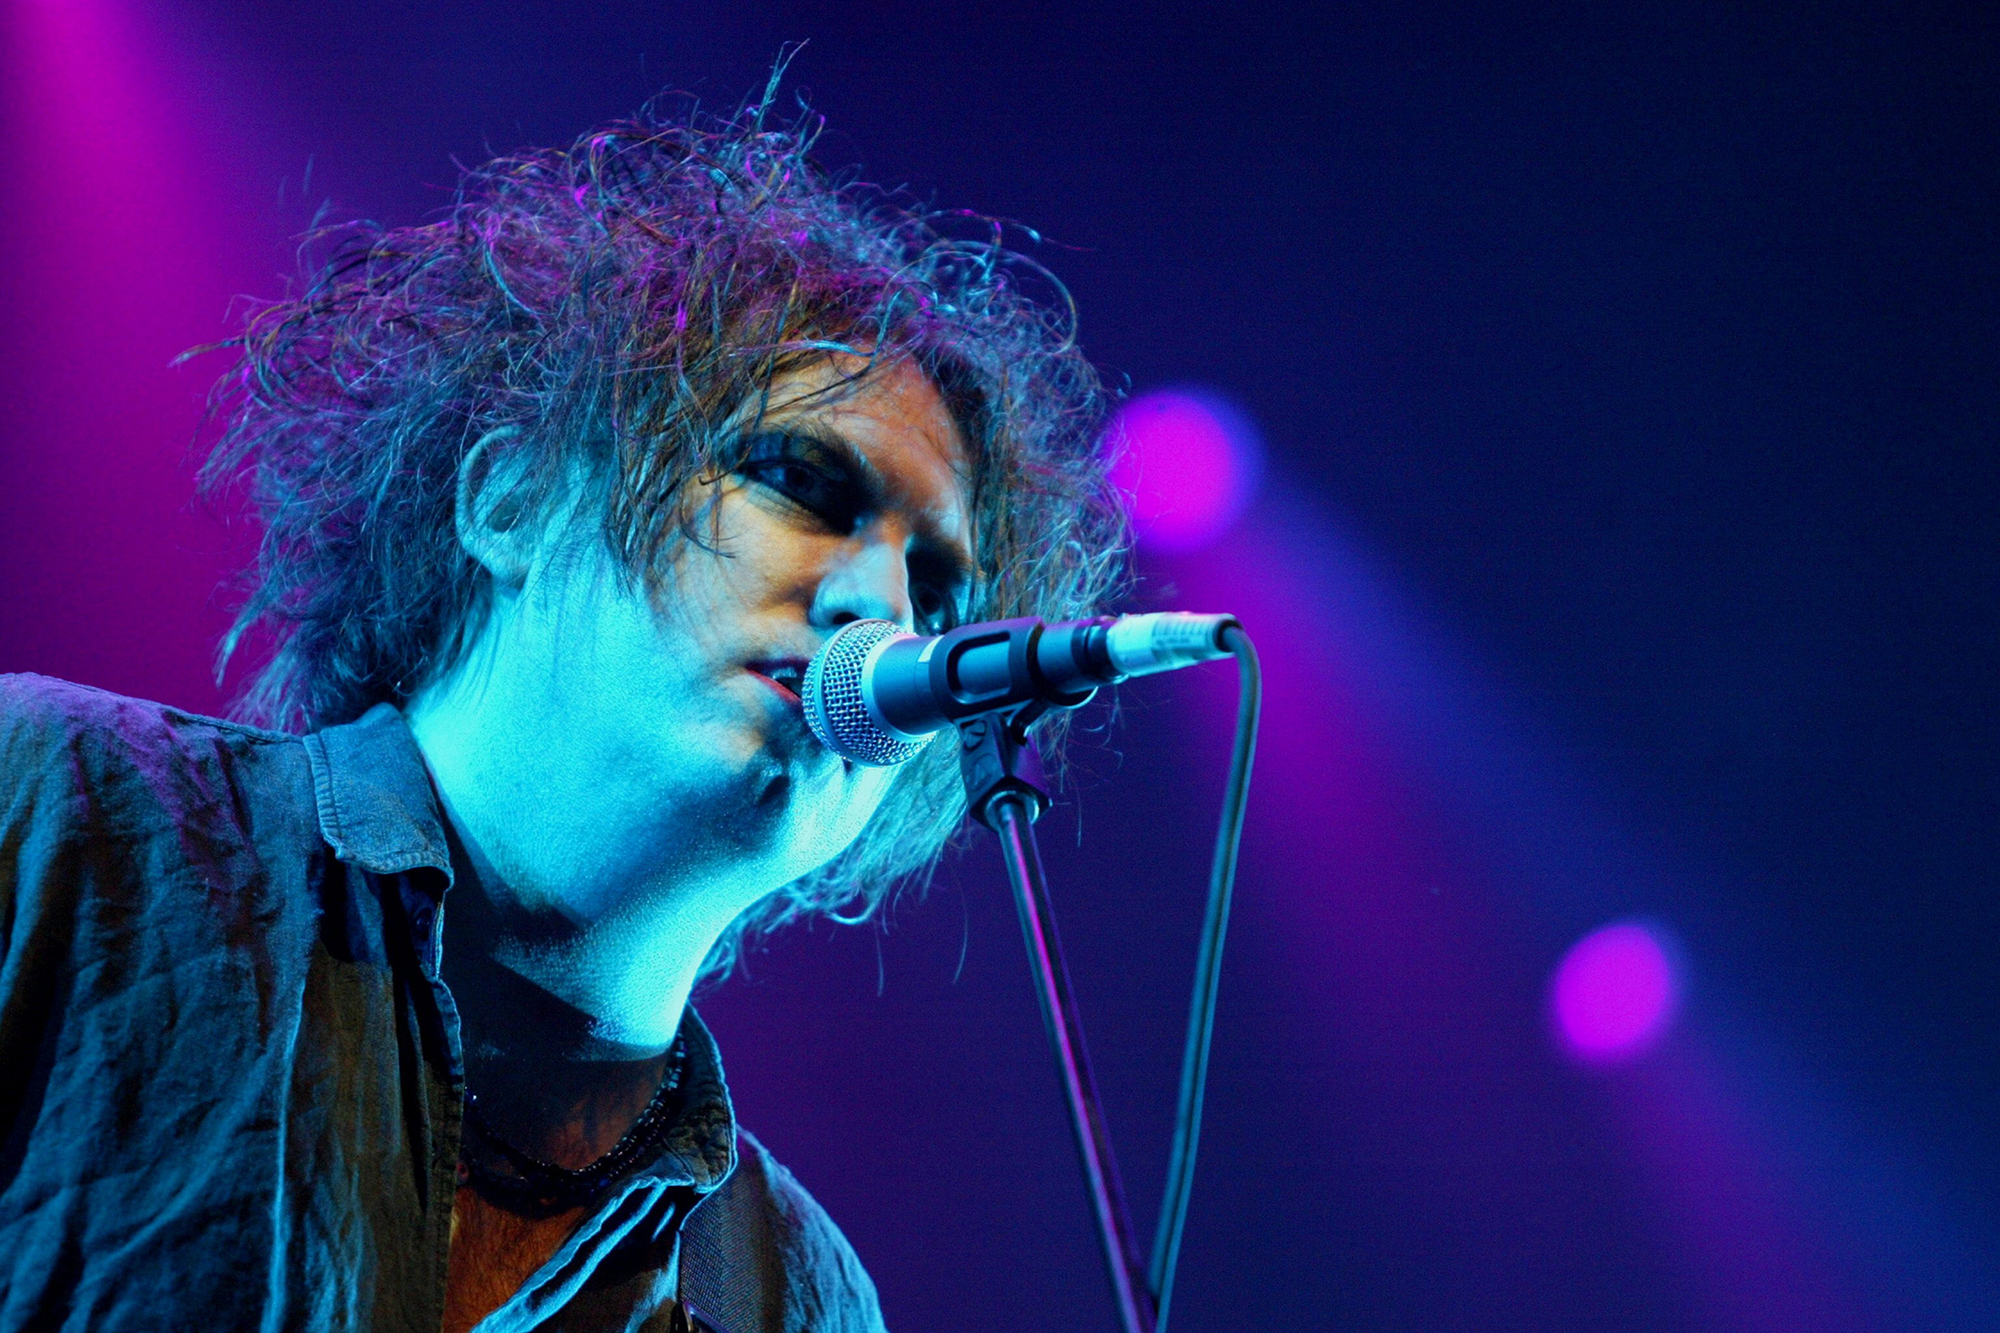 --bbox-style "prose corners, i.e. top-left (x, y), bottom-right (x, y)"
top-left (470, 356), bottom-right (974, 925)
top-left (652, 354), bottom-right (976, 855)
